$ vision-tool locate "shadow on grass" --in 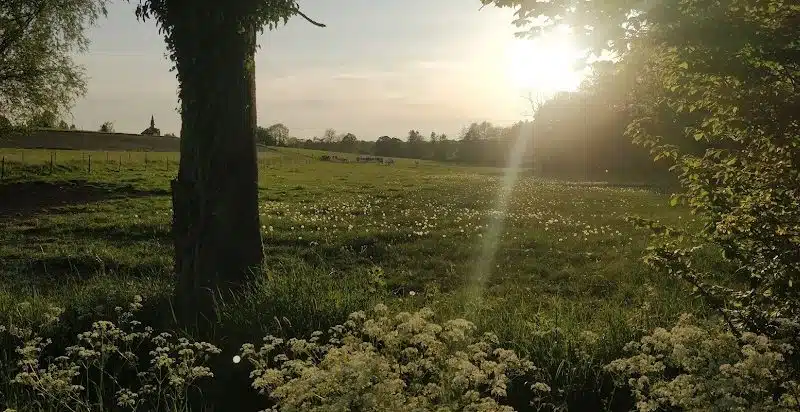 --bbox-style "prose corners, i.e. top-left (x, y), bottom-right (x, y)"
top-left (0, 180), bottom-right (170, 217)
top-left (2, 254), bottom-right (171, 289)
top-left (16, 222), bottom-right (170, 242)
